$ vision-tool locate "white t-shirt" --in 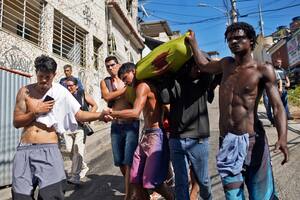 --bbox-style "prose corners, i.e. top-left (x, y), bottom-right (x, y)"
top-left (36, 83), bottom-right (81, 134)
